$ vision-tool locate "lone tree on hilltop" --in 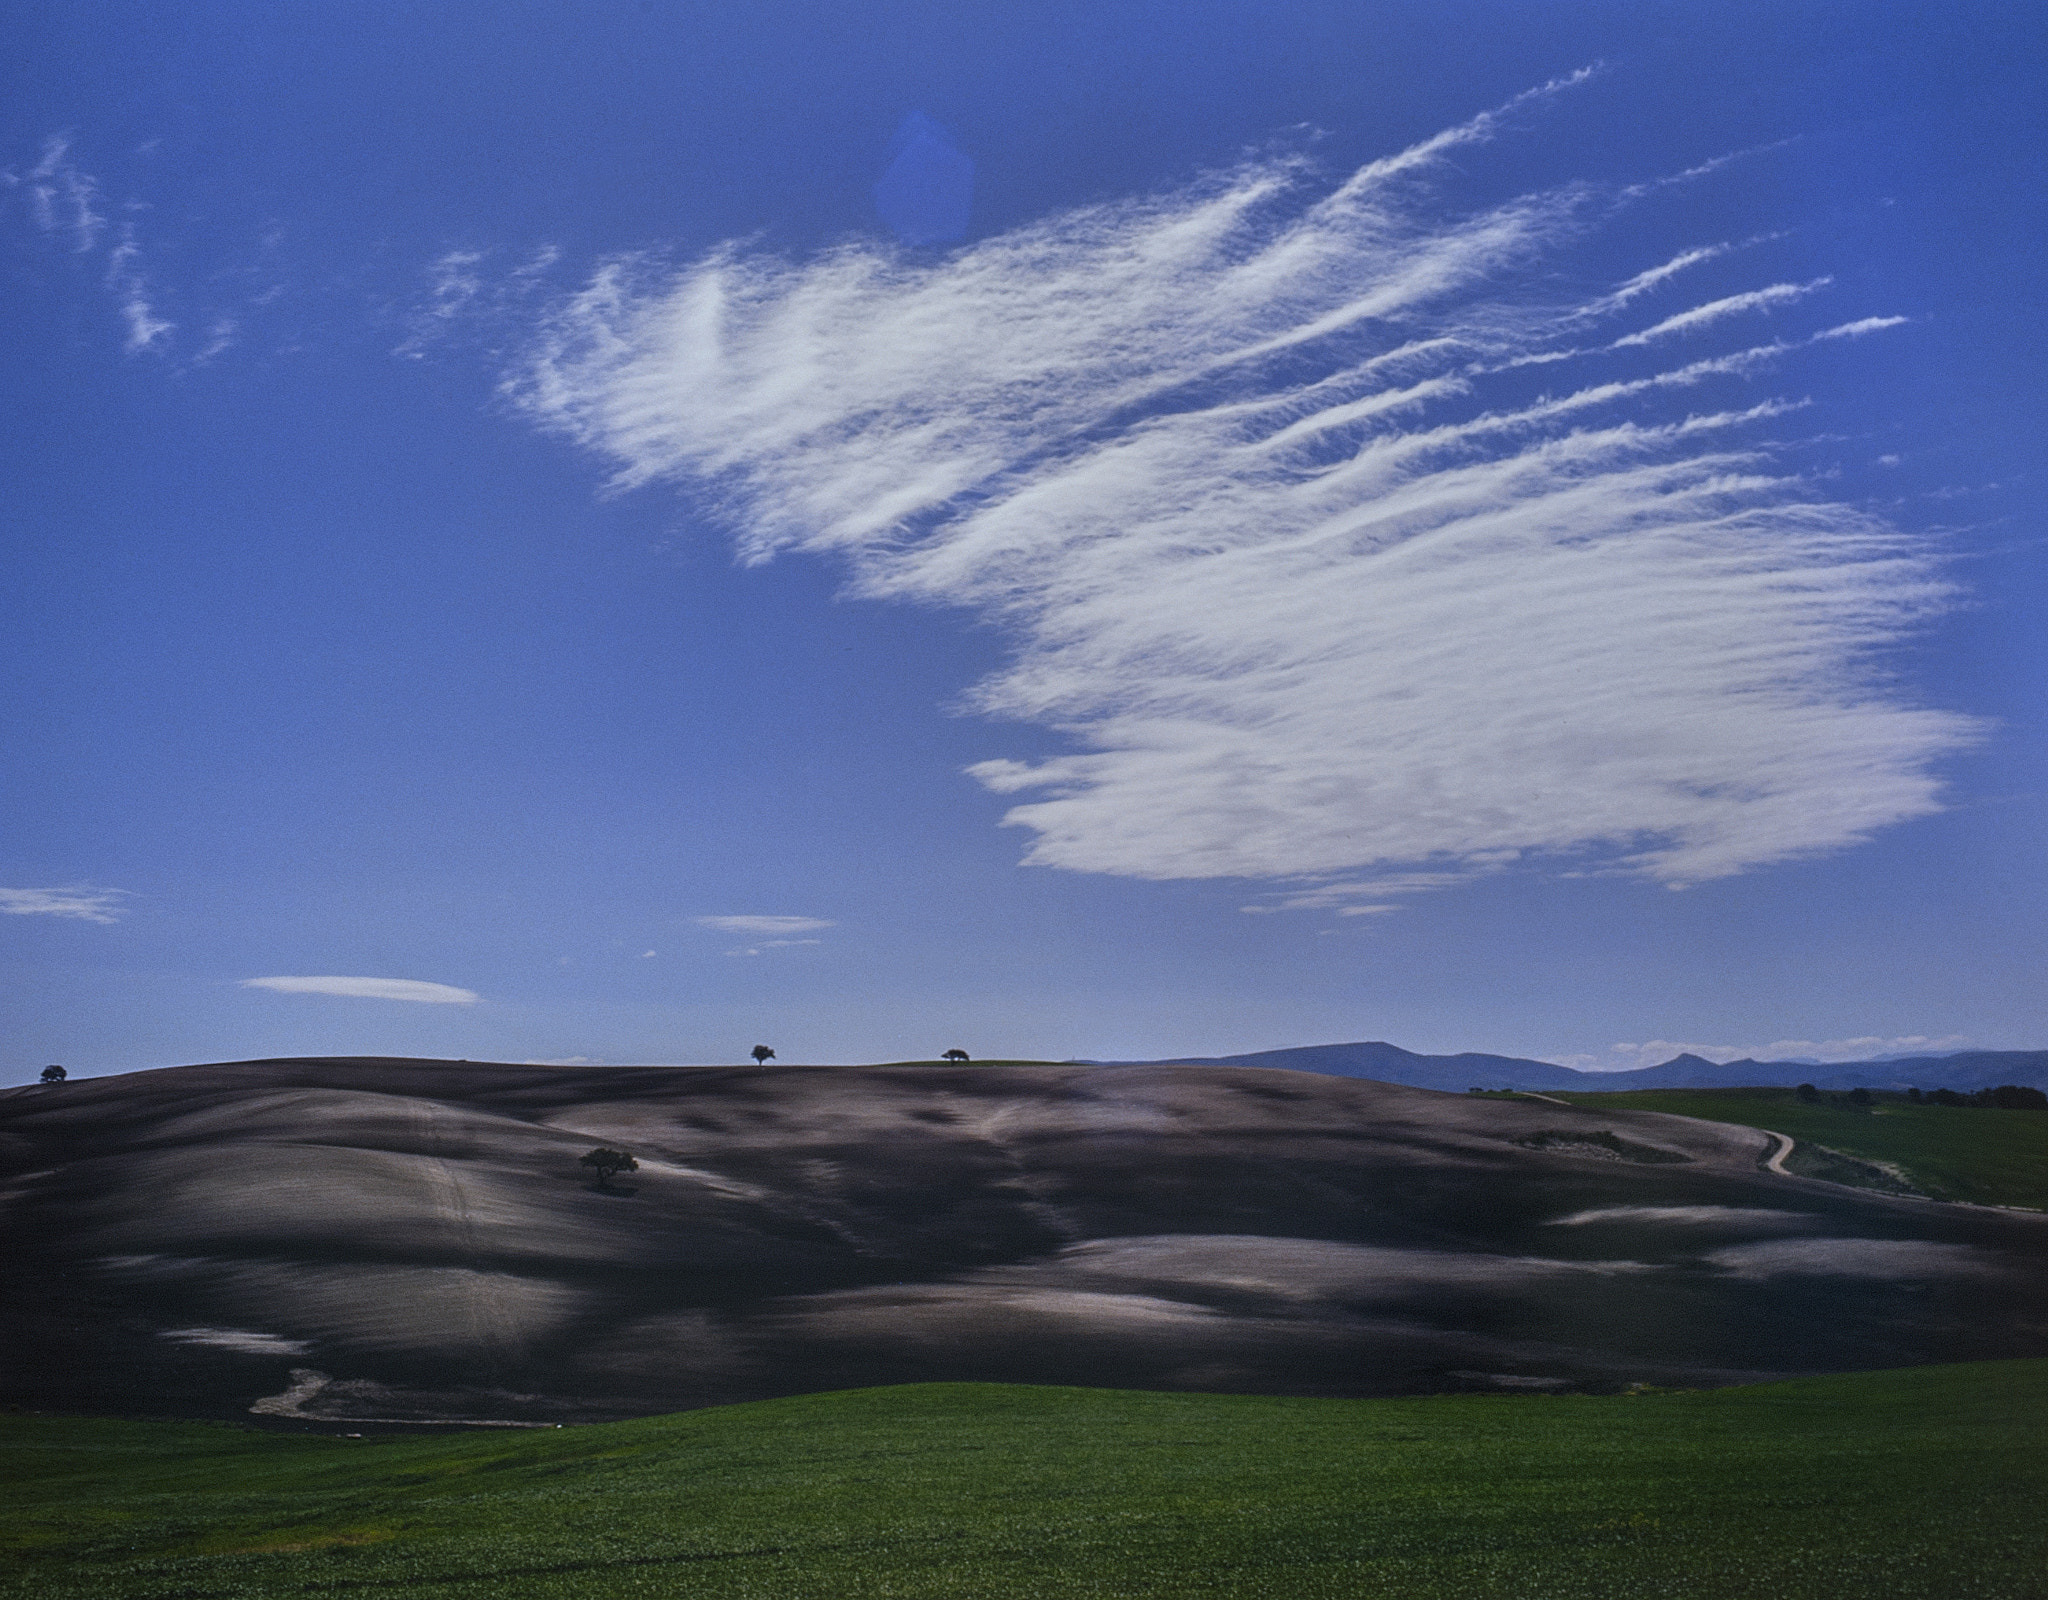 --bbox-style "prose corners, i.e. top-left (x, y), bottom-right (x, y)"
top-left (39, 1065), bottom-right (65, 1083)
top-left (751, 1045), bottom-right (776, 1066)
top-left (942, 1049), bottom-right (970, 1063)
top-left (579, 1148), bottom-right (638, 1189)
